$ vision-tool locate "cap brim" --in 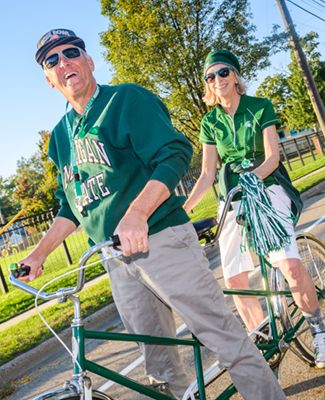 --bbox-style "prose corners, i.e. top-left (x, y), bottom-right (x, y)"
top-left (35, 37), bottom-right (85, 65)
top-left (204, 62), bottom-right (239, 75)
